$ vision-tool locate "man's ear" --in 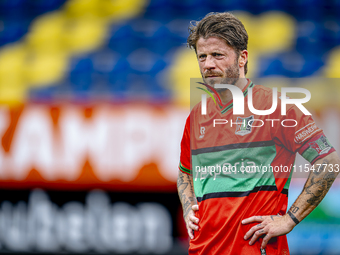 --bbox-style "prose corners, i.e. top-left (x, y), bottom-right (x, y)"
top-left (238, 50), bottom-right (248, 68)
